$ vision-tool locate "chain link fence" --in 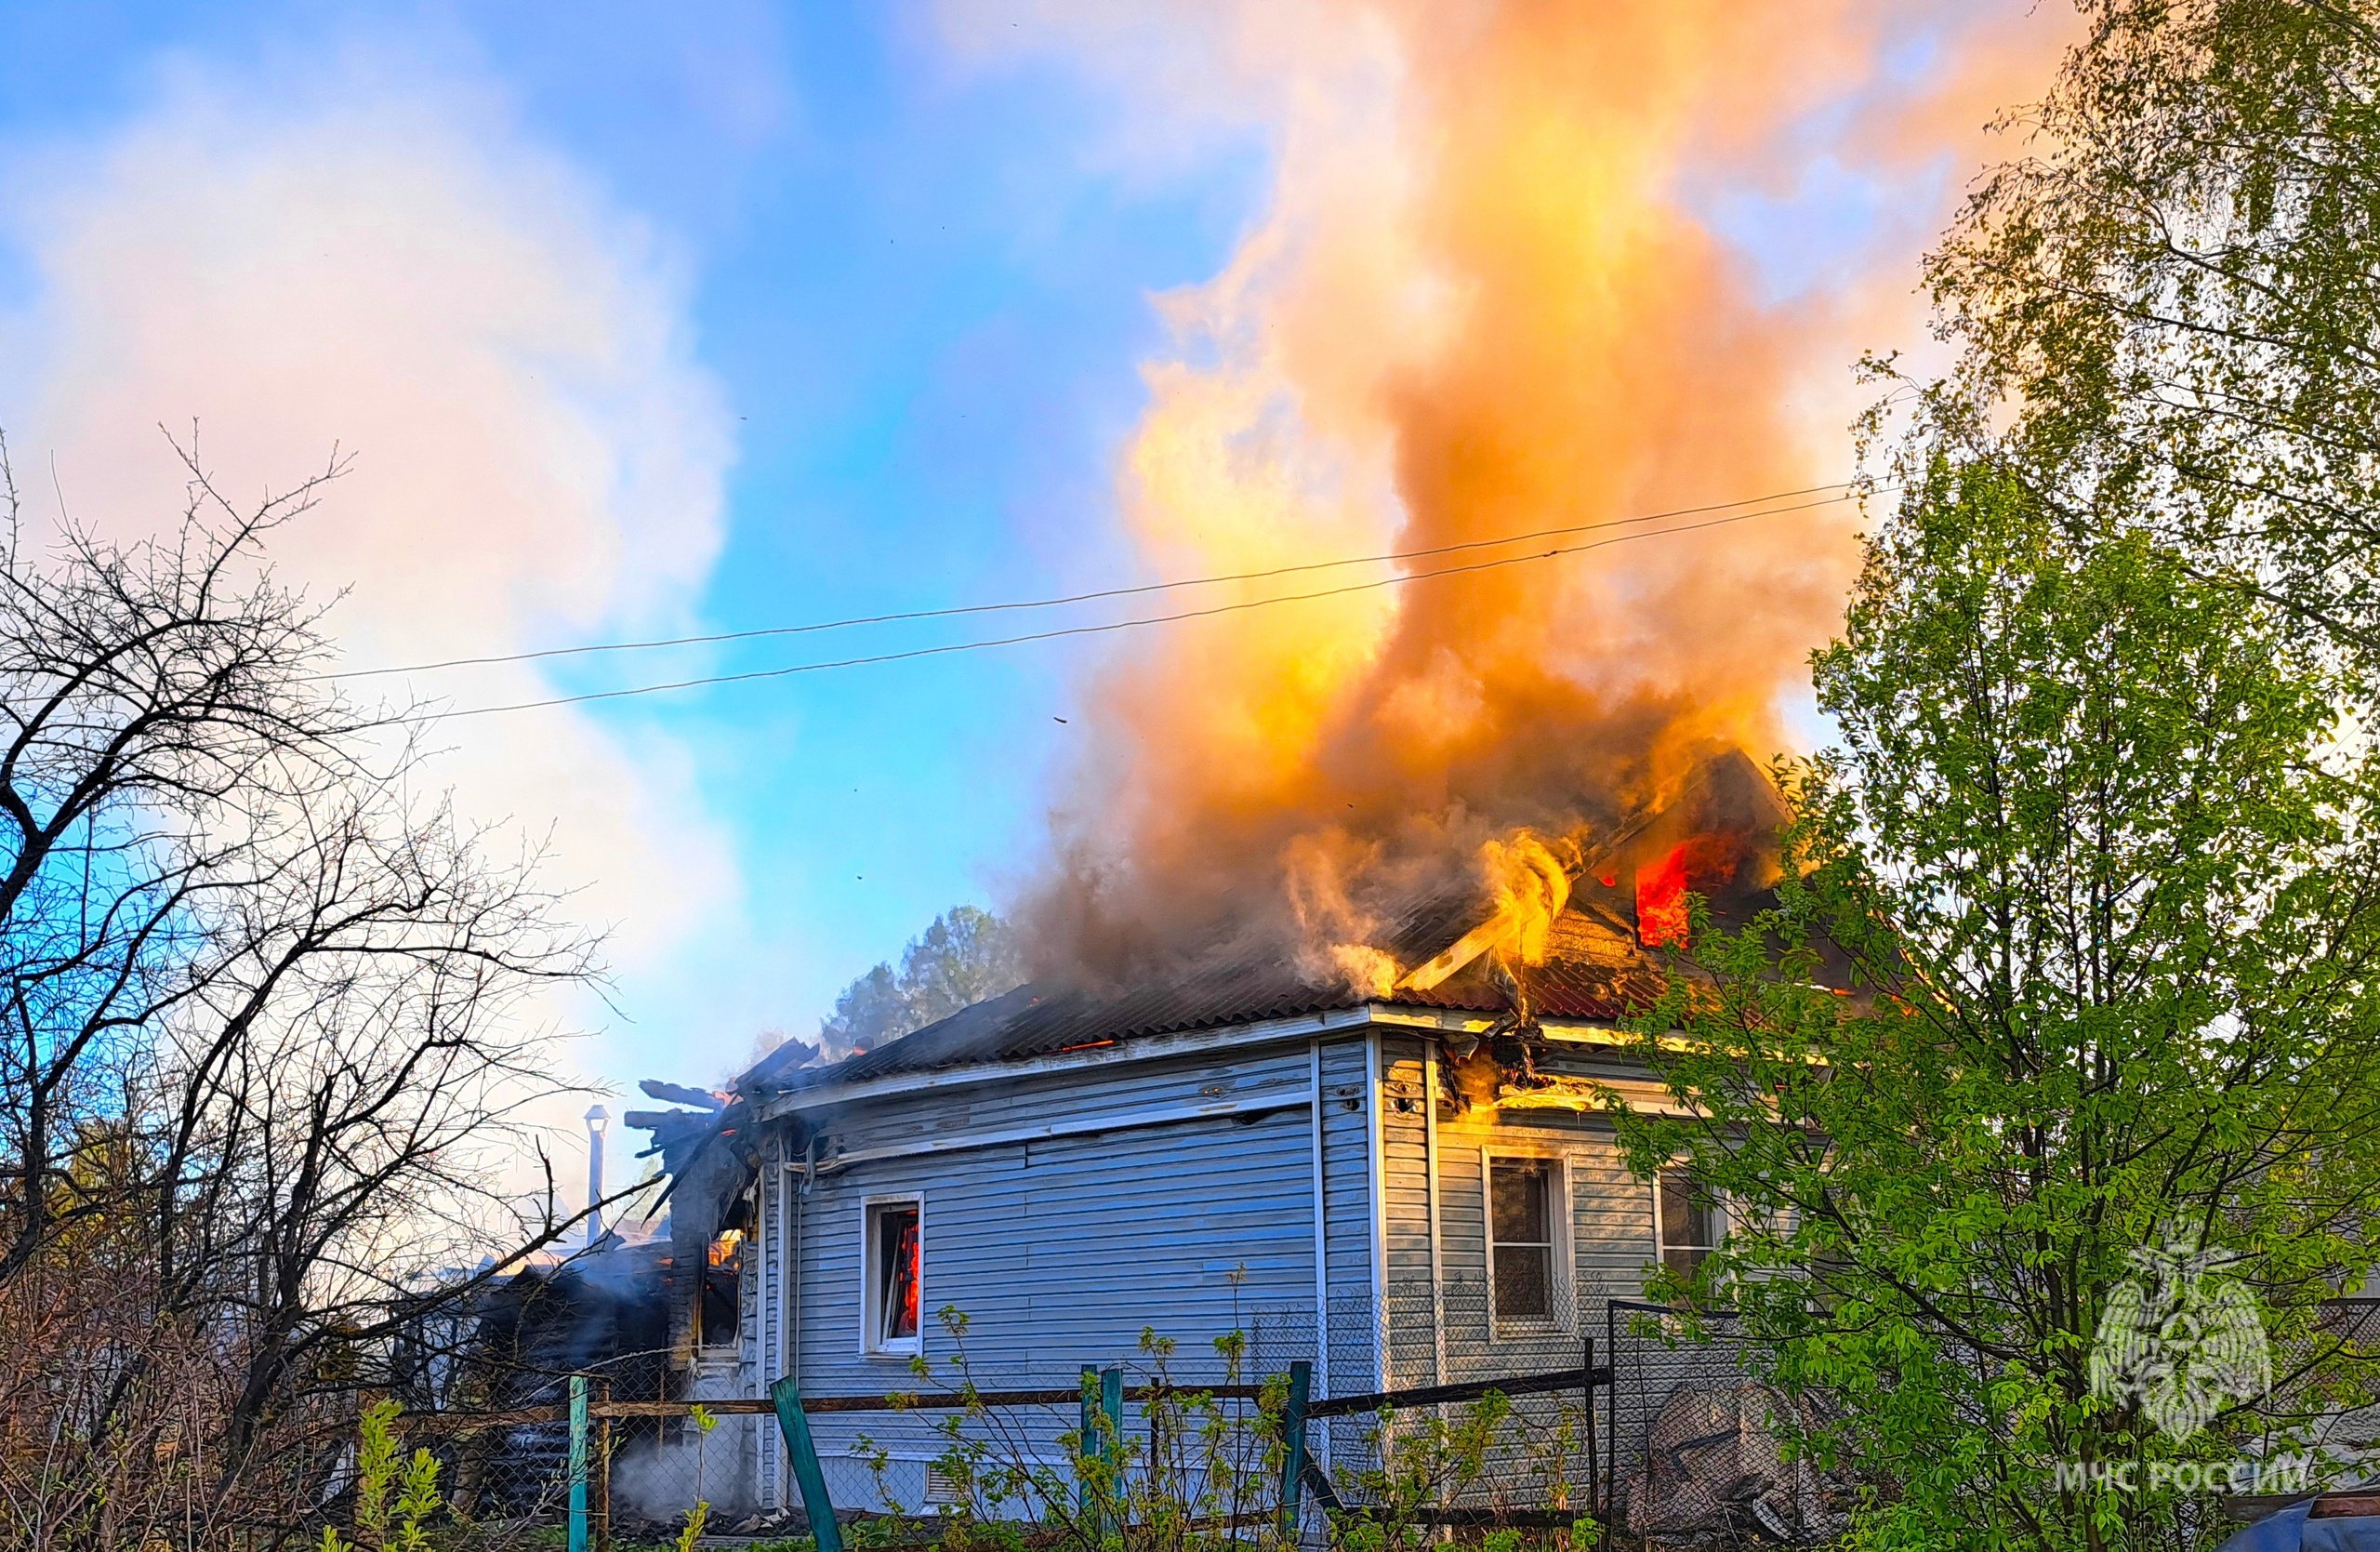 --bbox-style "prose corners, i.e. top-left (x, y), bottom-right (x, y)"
top-left (383, 1316), bottom-right (1611, 1545)
top-left (1241, 1280), bottom-right (1600, 1537)
top-left (1599, 1300), bottom-right (1844, 1547)
top-left (395, 1410), bottom-right (574, 1532)
top-left (567, 1360), bottom-right (1293, 1543)
top-left (603, 1402), bottom-right (779, 1540)
top-left (1593, 1294), bottom-right (2380, 1548)
top-left (2249, 1297), bottom-right (2380, 1475)
top-left (371, 1292), bottom-right (2380, 1546)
